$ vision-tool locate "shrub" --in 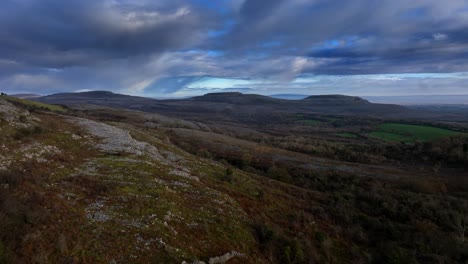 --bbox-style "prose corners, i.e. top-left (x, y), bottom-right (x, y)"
top-left (253, 224), bottom-right (275, 245)
top-left (315, 231), bottom-right (327, 244)
top-left (0, 170), bottom-right (24, 189)
top-left (267, 166), bottom-right (292, 183)
top-left (383, 246), bottom-right (417, 264)
top-left (281, 240), bottom-right (305, 264)
top-left (256, 189), bottom-right (265, 200)
top-left (13, 125), bottom-right (44, 140)
top-left (196, 149), bottom-right (212, 158)
top-left (222, 168), bottom-right (234, 183)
